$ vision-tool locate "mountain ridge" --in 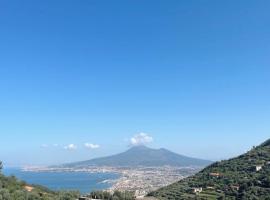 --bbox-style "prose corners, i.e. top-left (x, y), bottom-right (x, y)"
top-left (62, 145), bottom-right (212, 168)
